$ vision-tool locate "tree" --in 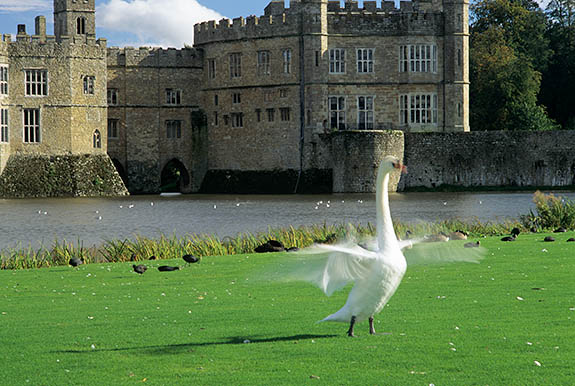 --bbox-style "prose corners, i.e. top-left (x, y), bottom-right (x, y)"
top-left (470, 0), bottom-right (557, 130)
